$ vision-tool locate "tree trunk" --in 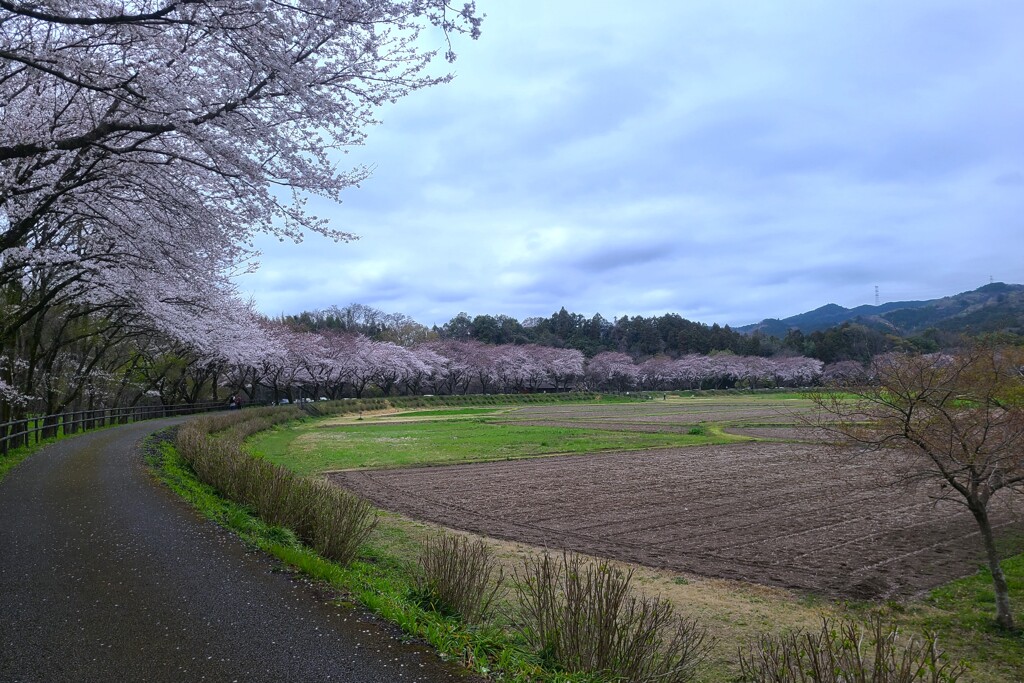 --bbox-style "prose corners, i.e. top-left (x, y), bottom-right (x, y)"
top-left (970, 501), bottom-right (1015, 630)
